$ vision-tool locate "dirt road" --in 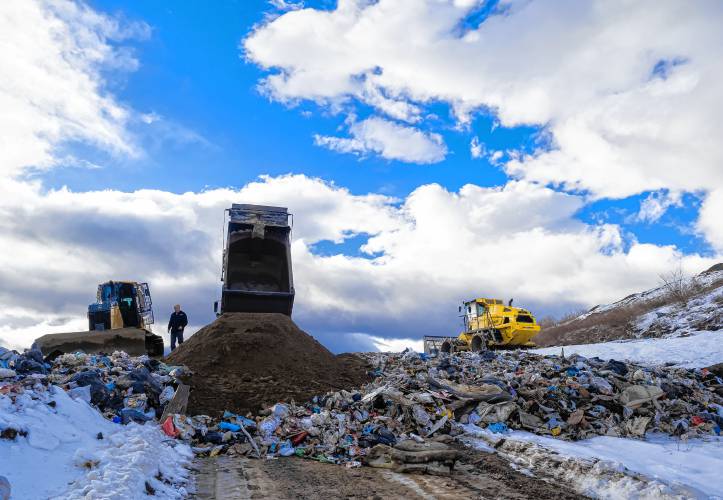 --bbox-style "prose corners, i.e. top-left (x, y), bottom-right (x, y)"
top-left (192, 447), bottom-right (585, 499)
